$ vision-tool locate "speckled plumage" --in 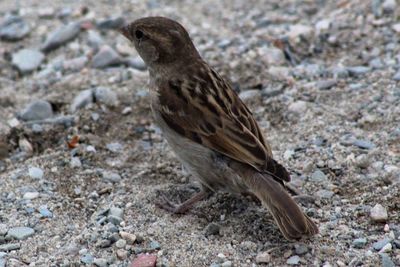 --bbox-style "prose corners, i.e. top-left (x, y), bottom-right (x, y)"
top-left (120, 16), bottom-right (318, 240)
